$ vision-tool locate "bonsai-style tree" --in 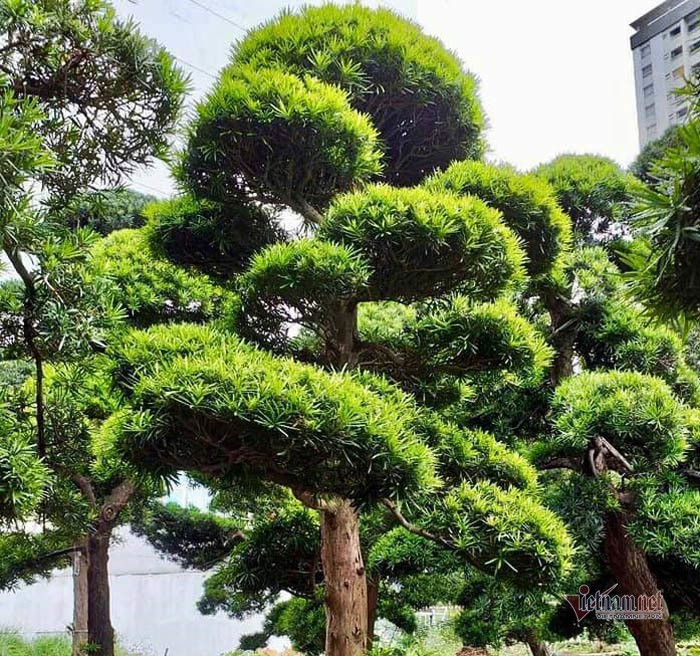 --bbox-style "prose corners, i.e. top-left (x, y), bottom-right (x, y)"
top-left (412, 152), bottom-right (700, 655)
top-left (471, 153), bottom-right (700, 656)
top-left (0, 2), bottom-right (188, 655)
top-left (101, 7), bottom-right (574, 656)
